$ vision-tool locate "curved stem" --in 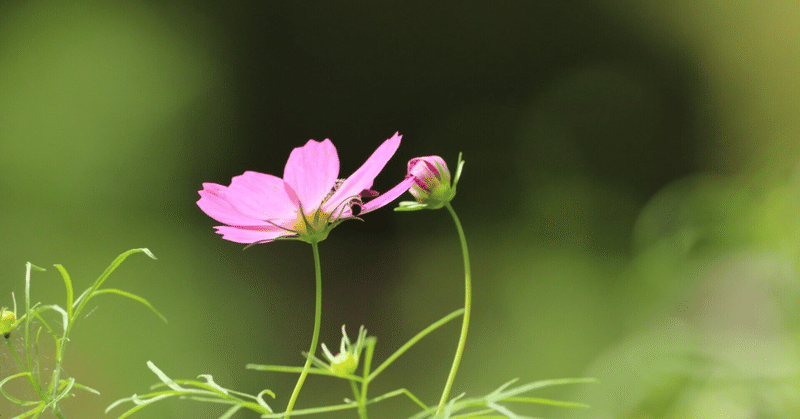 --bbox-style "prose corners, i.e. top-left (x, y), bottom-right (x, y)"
top-left (284, 241), bottom-right (323, 418)
top-left (435, 203), bottom-right (472, 417)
